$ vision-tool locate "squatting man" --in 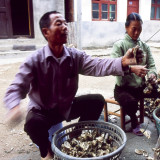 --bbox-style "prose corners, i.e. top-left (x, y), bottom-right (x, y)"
top-left (3, 11), bottom-right (145, 160)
